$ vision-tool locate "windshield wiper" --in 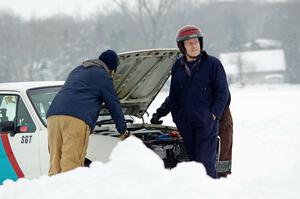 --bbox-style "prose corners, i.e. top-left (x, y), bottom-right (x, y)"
top-left (96, 117), bottom-right (134, 126)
